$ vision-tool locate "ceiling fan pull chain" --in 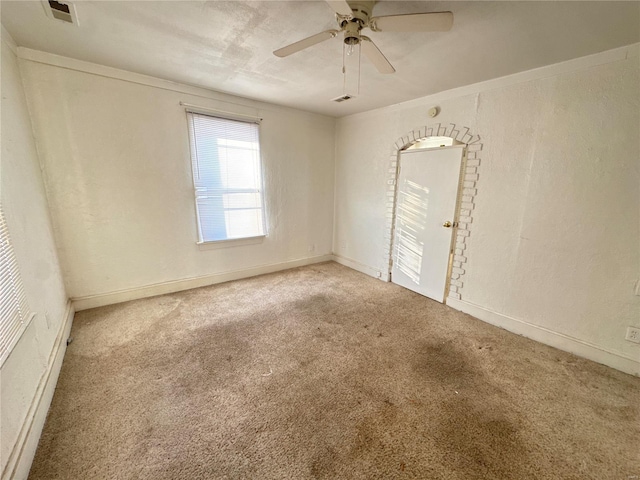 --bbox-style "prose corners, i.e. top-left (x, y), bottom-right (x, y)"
top-left (342, 45), bottom-right (347, 95)
top-left (357, 41), bottom-right (361, 95)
